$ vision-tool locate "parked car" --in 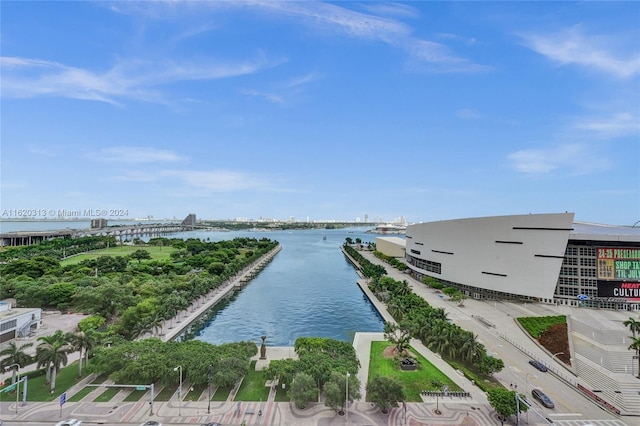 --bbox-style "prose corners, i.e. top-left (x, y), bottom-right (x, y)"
top-left (528, 359), bottom-right (548, 372)
top-left (201, 423), bottom-right (222, 426)
top-left (139, 422), bottom-right (162, 426)
top-left (531, 388), bottom-right (555, 409)
top-left (55, 420), bottom-right (82, 426)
